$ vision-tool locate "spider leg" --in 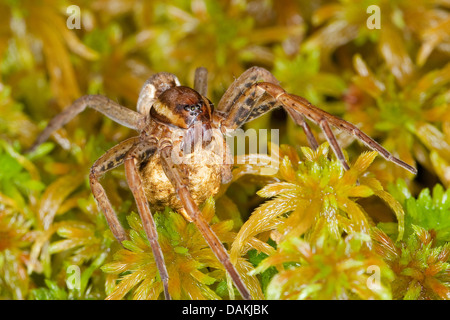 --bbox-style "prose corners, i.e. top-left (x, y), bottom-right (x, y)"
top-left (194, 67), bottom-right (208, 96)
top-left (28, 95), bottom-right (145, 153)
top-left (137, 72), bottom-right (181, 116)
top-left (89, 136), bottom-right (140, 243)
top-left (217, 66), bottom-right (278, 114)
top-left (283, 107), bottom-right (320, 150)
top-left (217, 67), bottom-right (415, 173)
top-left (256, 82), bottom-right (417, 174)
top-left (318, 119), bottom-right (350, 170)
top-left (219, 72), bottom-right (319, 150)
top-left (159, 146), bottom-right (252, 300)
top-left (124, 140), bottom-right (171, 300)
